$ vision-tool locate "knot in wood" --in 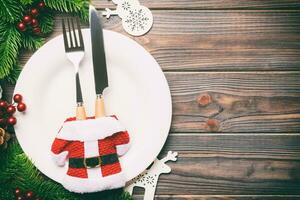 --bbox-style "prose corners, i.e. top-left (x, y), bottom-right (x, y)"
top-left (206, 119), bottom-right (220, 132)
top-left (197, 93), bottom-right (212, 106)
